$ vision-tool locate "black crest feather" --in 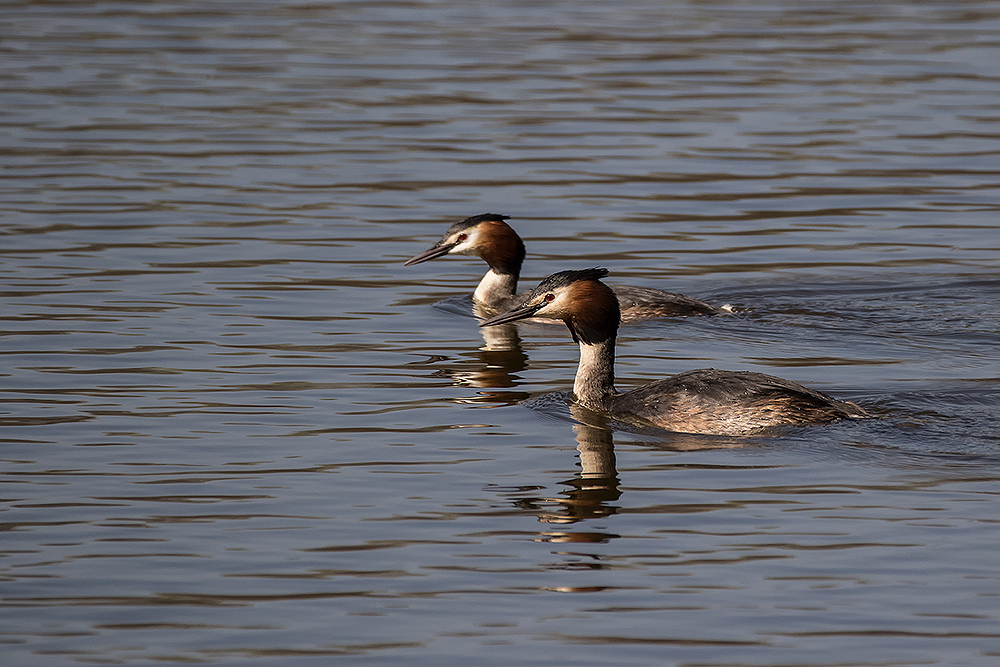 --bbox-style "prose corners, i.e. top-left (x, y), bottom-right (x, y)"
top-left (445, 213), bottom-right (510, 235)
top-left (531, 268), bottom-right (610, 295)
